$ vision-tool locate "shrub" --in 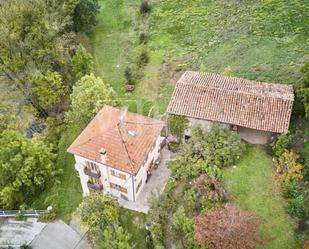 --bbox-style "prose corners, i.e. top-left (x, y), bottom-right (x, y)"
top-left (286, 194), bottom-right (308, 218)
top-left (38, 211), bottom-right (57, 222)
top-left (140, 0), bottom-right (151, 14)
top-left (124, 66), bottom-right (136, 85)
top-left (15, 210), bottom-right (25, 221)
top-left (283, 182), bottom-right (309, 220)
top-left (167, 140), bottom-right (180, 152)
top-left (275, 150), bottom-right (303, 184)
top-left (139, 31), bottom-right (148, 44)
top-left (171, 206), bottom-right (197, 248)
top-left (193, 174), bottom-right (228, 203)
top-left (139, 50), bottom-right (149, 66)
top-left (271, 133), bottom-right (291, 156)
top-left (167, 125), bottom-right (243, 180)
top-left (184, 188), bottom-right (199, 212)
